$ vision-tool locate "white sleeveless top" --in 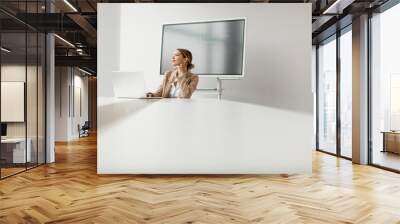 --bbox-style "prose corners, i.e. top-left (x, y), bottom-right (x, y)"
top-left (169, 72), bottom-right (182, 98)
top-left (169, 82), bottom-right (182, 98)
